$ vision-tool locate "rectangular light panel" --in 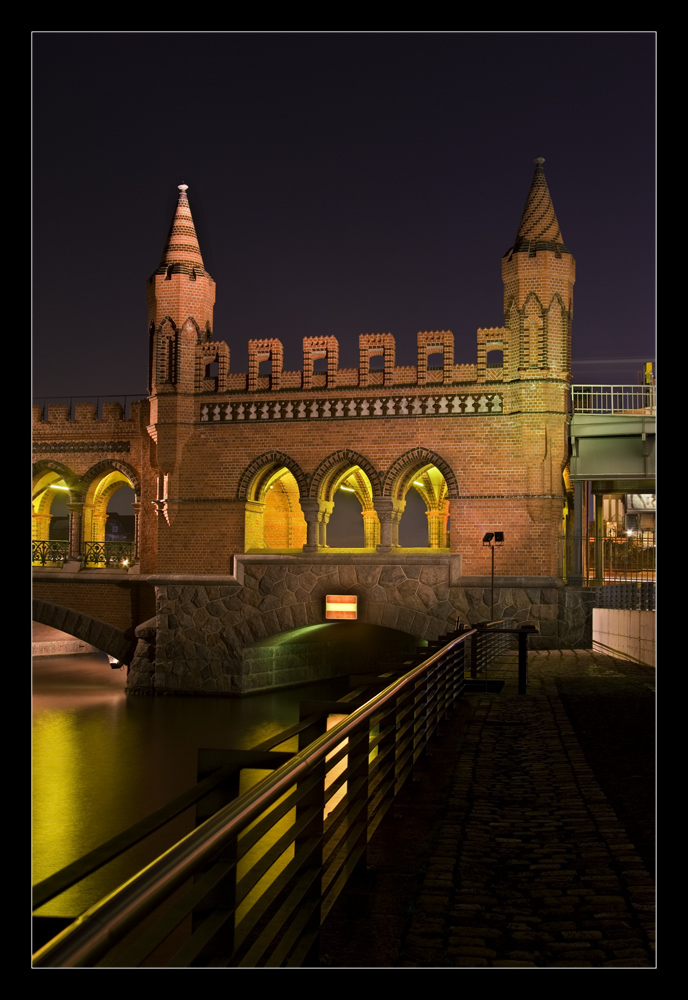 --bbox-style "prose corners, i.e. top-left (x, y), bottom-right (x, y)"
top-left (325, 595), bottom-right (358, 620)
